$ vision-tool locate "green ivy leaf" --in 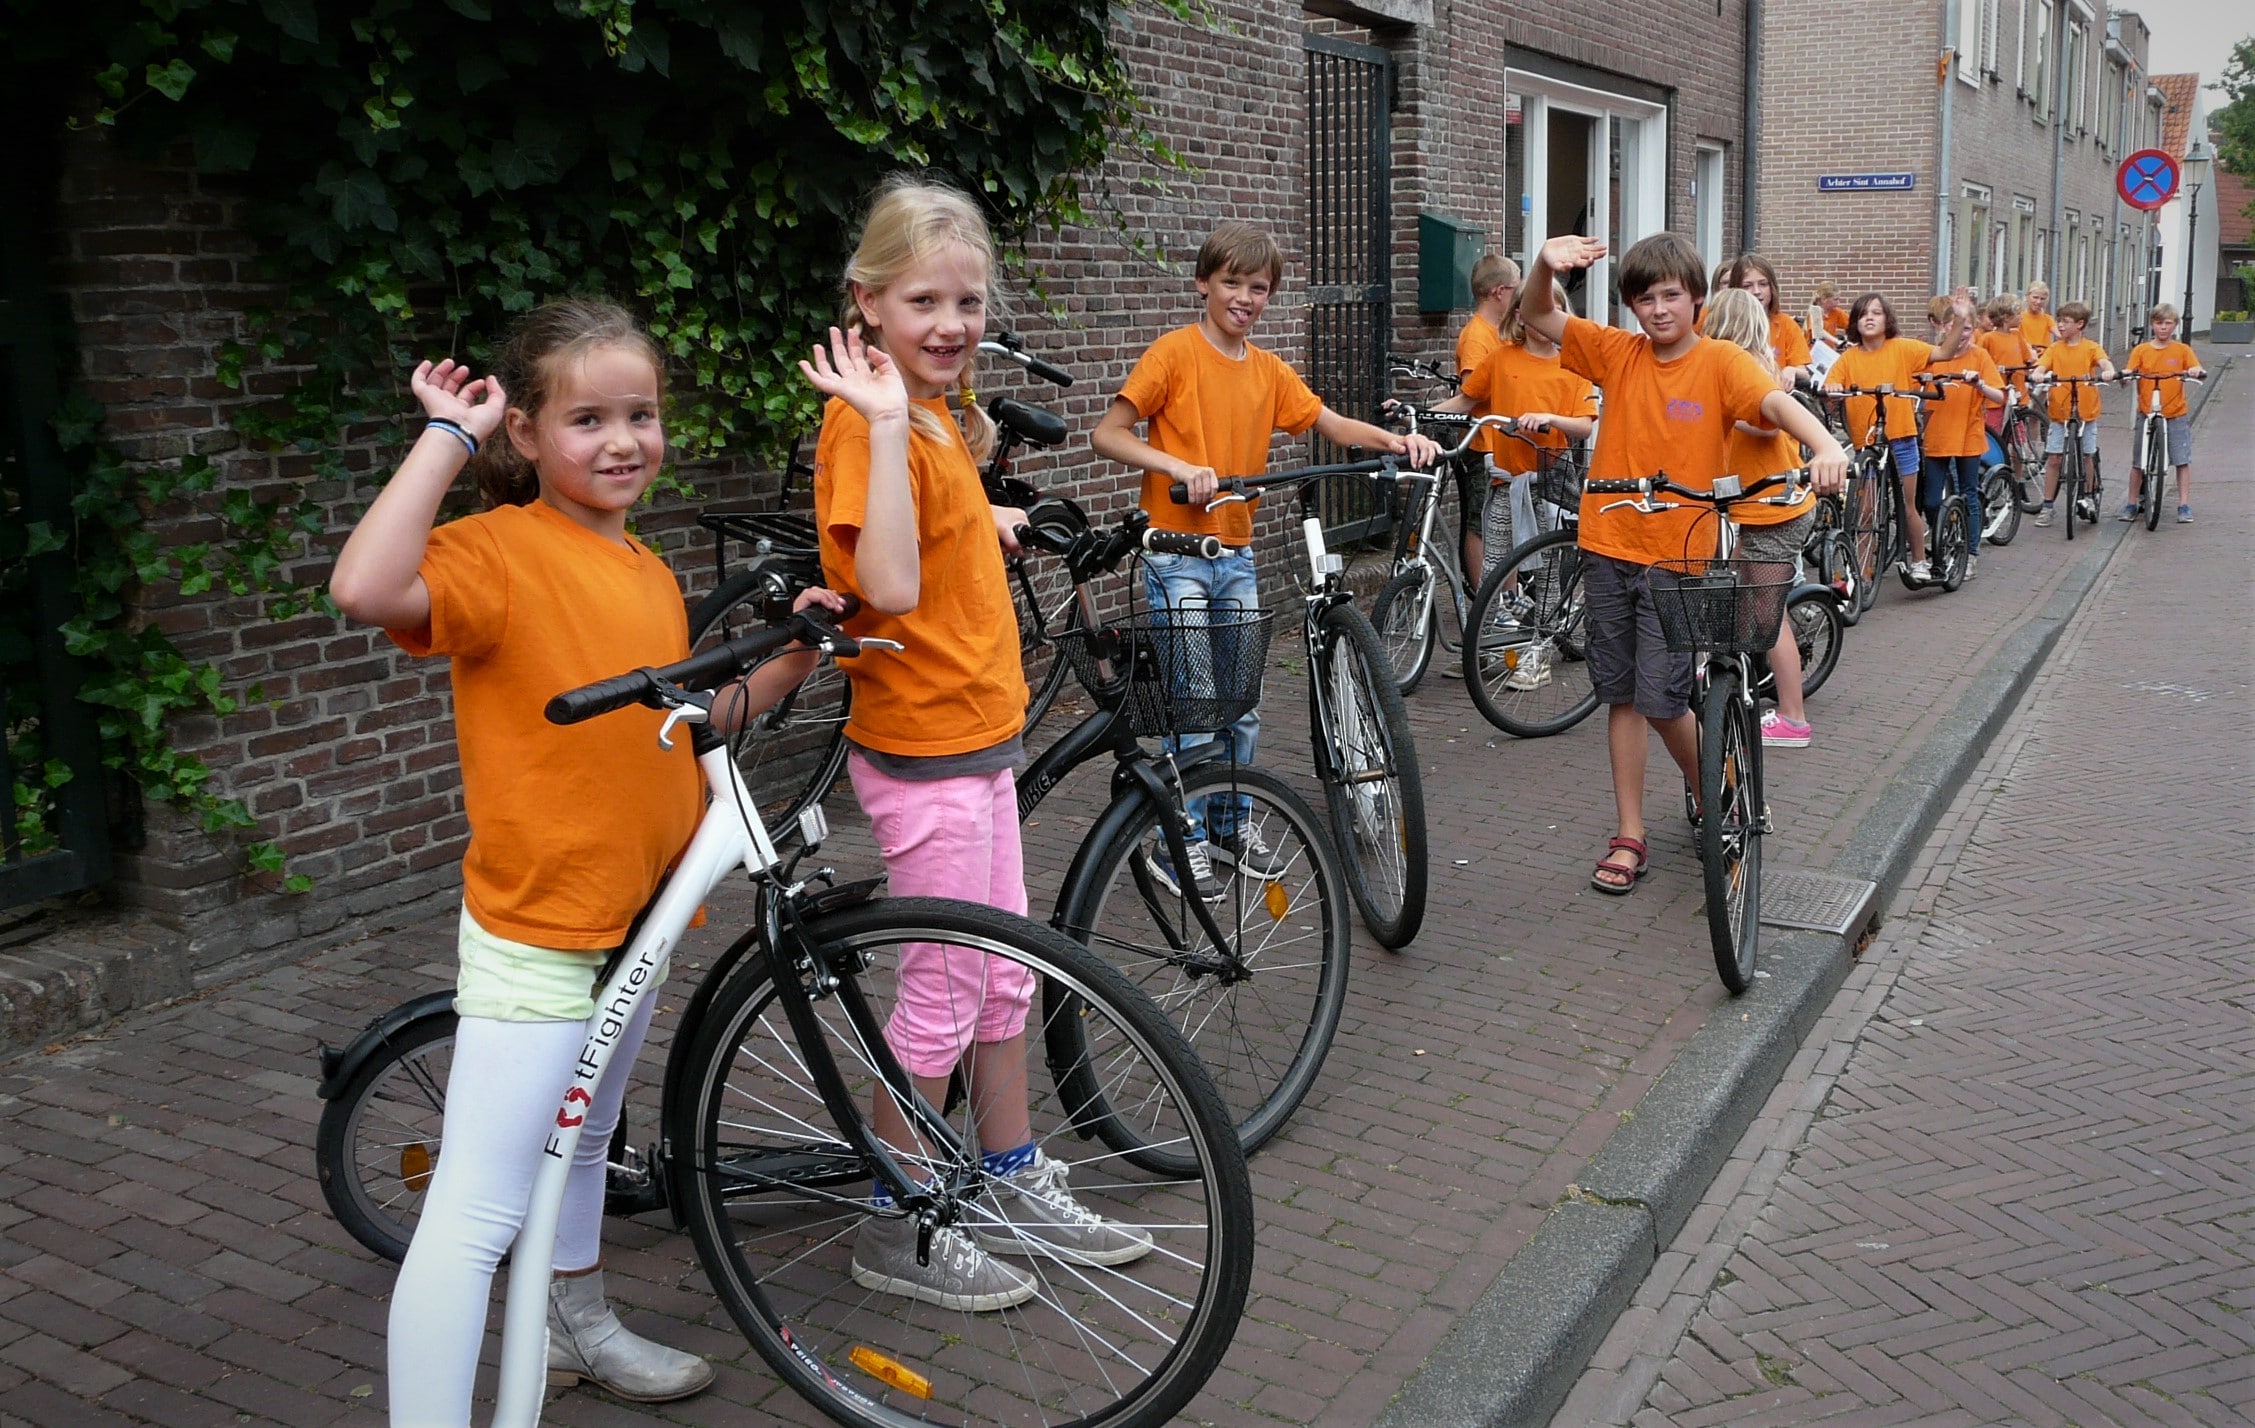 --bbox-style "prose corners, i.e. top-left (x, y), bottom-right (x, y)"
top-left (145, 58), bottom-right (198, 102)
